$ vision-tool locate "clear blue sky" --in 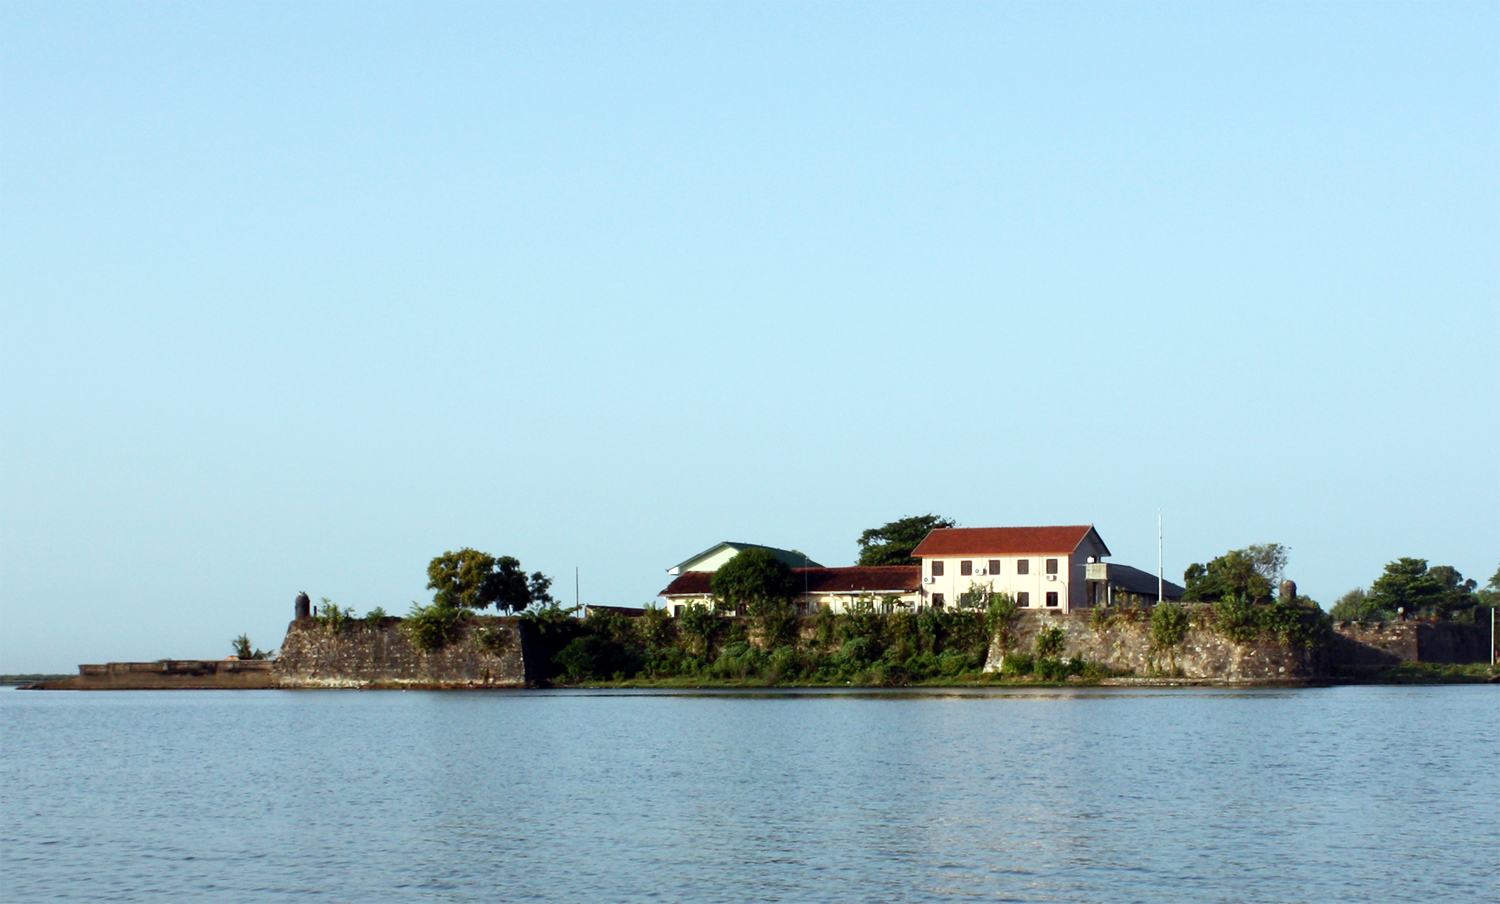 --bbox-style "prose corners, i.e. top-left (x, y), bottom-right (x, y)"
top-left (2, 2), bottom-right (1495, 673)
